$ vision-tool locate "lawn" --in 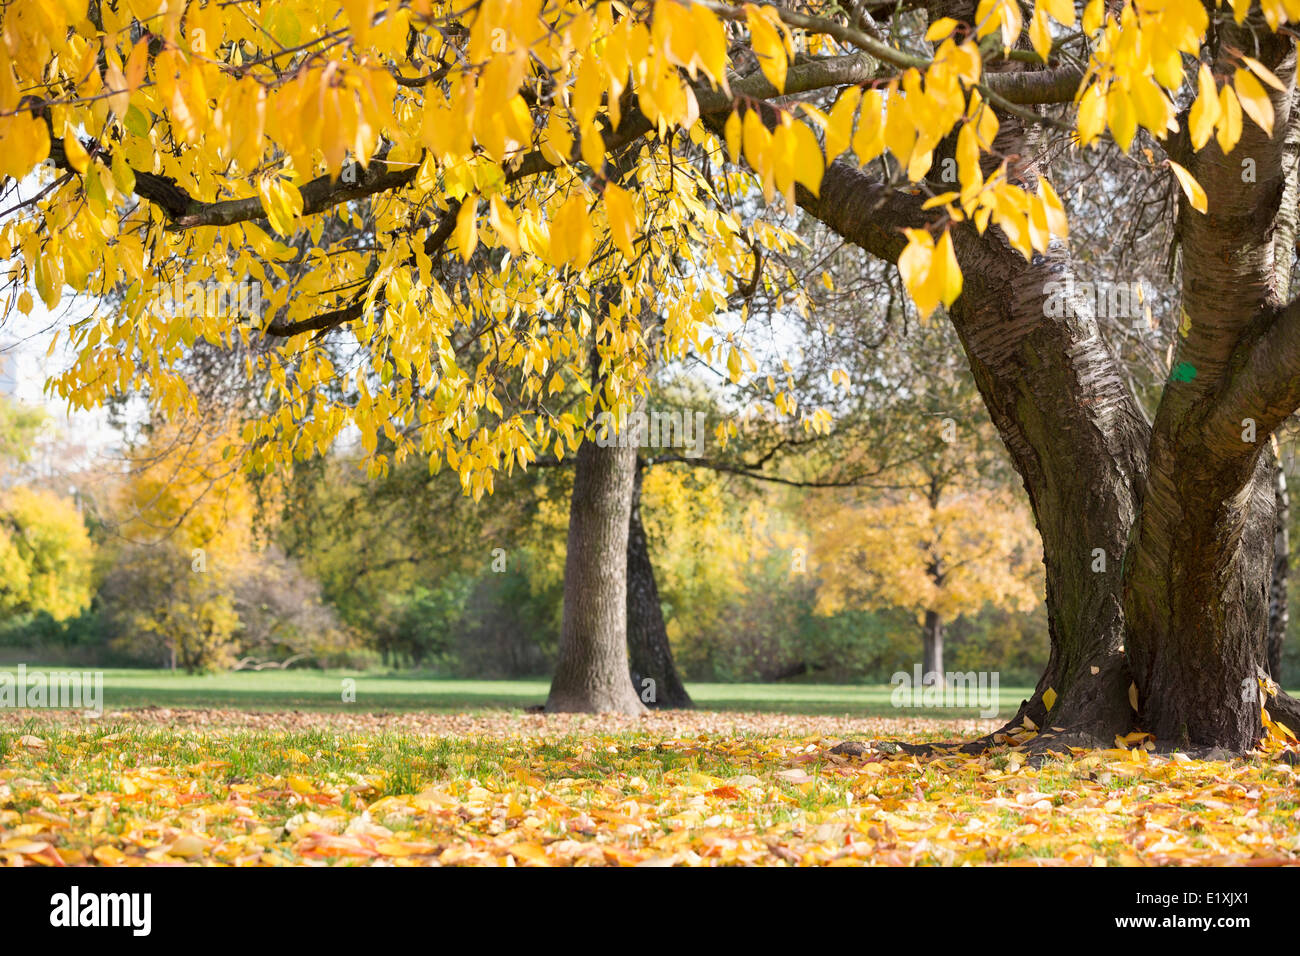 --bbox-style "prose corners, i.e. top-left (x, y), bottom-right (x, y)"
top-left (2, 668), bottom-right (1297, 867)
top-left (0, 665), bottom-right (1030, 718)
top-left (1, 709), bottom-right (1298, 866)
